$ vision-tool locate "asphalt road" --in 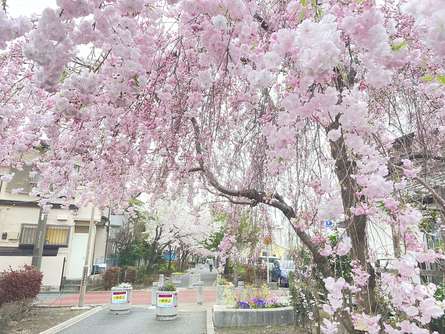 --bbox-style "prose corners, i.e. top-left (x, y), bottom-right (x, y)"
top-left (60, 307), bottom-right (206, 334)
